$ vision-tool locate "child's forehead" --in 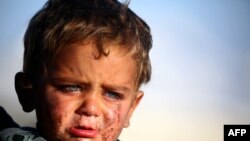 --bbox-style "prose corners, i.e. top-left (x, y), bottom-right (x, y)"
top-left (61, 40), bottom-right (136, 59)
top-left (48, 41), bottom-right (138, 89)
